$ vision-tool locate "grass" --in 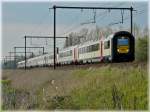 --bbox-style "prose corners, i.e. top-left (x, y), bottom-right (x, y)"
top-left (2, 62), bottom-right (148, 110)
top-left (2, 81), bottom-right (28, 110)
top-left (45, 63), bottom-right (148, 110)
top-left (70, 64), bottom-right (147, 110)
